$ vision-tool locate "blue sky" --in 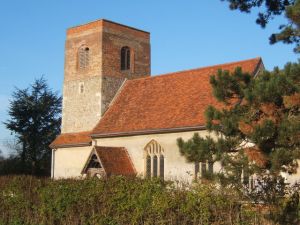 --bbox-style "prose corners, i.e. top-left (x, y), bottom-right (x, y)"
top-left (0, 0), bottom-right (298, 155)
